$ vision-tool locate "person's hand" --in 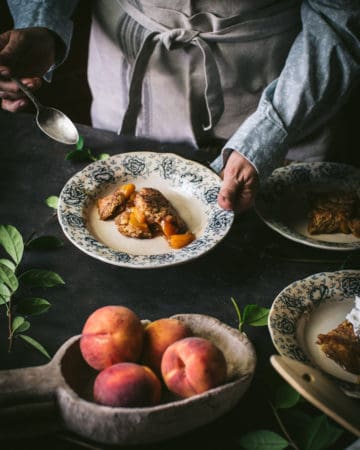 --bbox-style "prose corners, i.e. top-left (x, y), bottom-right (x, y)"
top-left (218, 150), bottom-right (259, 214)
top-left (0, 27), bottom-right (58, 112)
